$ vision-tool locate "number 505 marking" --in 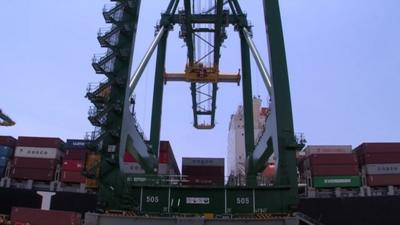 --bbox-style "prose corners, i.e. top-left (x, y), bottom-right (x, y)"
top-left (236, 197), bottom-right (250, 205)
top-left (146, 196), bottom-right (159, 203)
